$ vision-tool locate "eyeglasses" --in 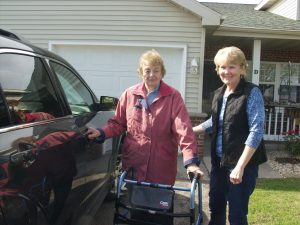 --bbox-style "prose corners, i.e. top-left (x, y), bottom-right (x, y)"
top-left (143, 68), bottom-right (161, 76)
